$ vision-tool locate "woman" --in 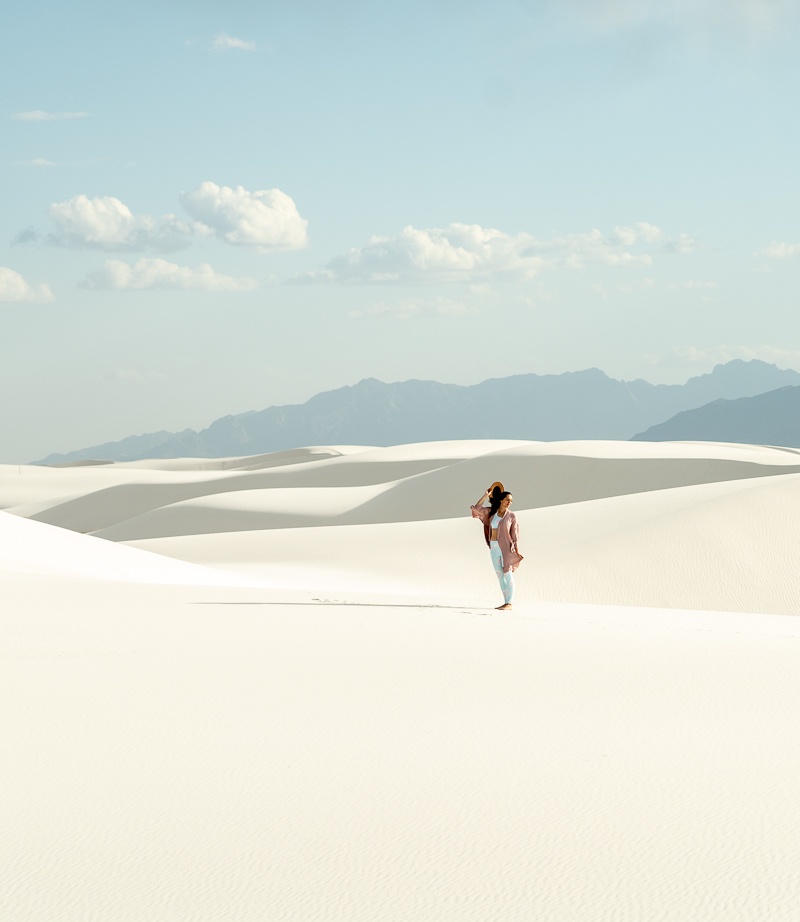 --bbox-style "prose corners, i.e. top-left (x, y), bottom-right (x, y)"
top-left (470, 484), bottom-right (523, 610)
